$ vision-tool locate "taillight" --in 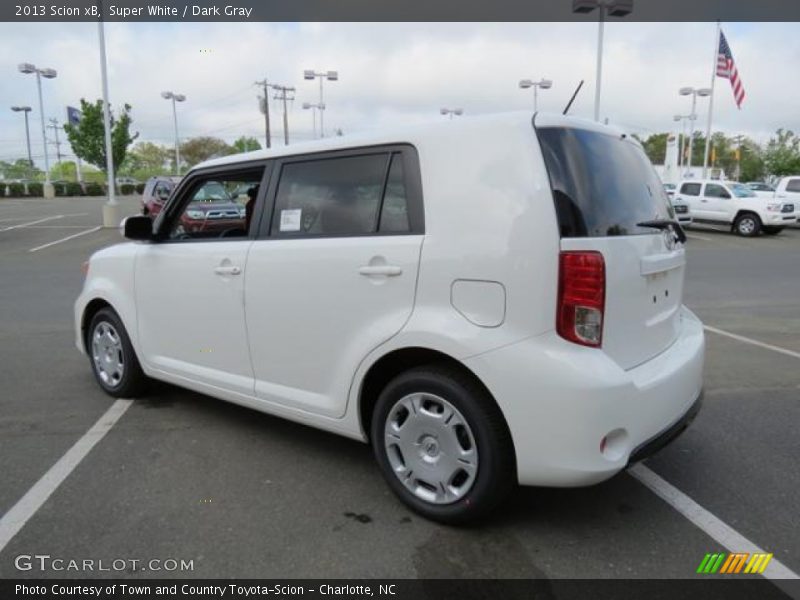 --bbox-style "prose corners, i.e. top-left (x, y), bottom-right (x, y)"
top-left (556, 251), bottom-right (605, 347)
